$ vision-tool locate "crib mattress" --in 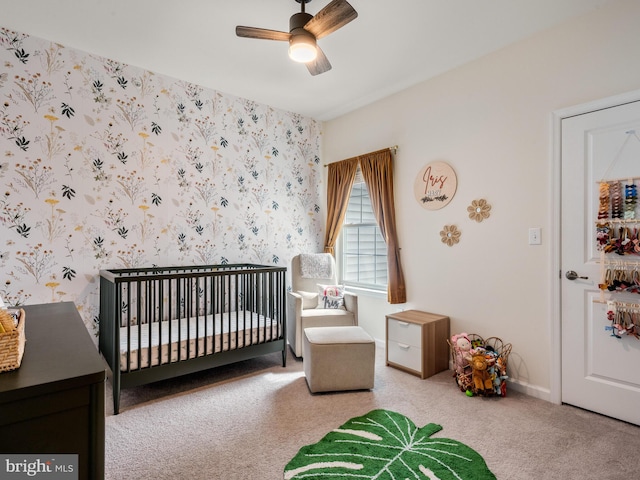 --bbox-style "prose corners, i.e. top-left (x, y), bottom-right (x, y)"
top-left (119, 311), bottom-right (280, 371)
